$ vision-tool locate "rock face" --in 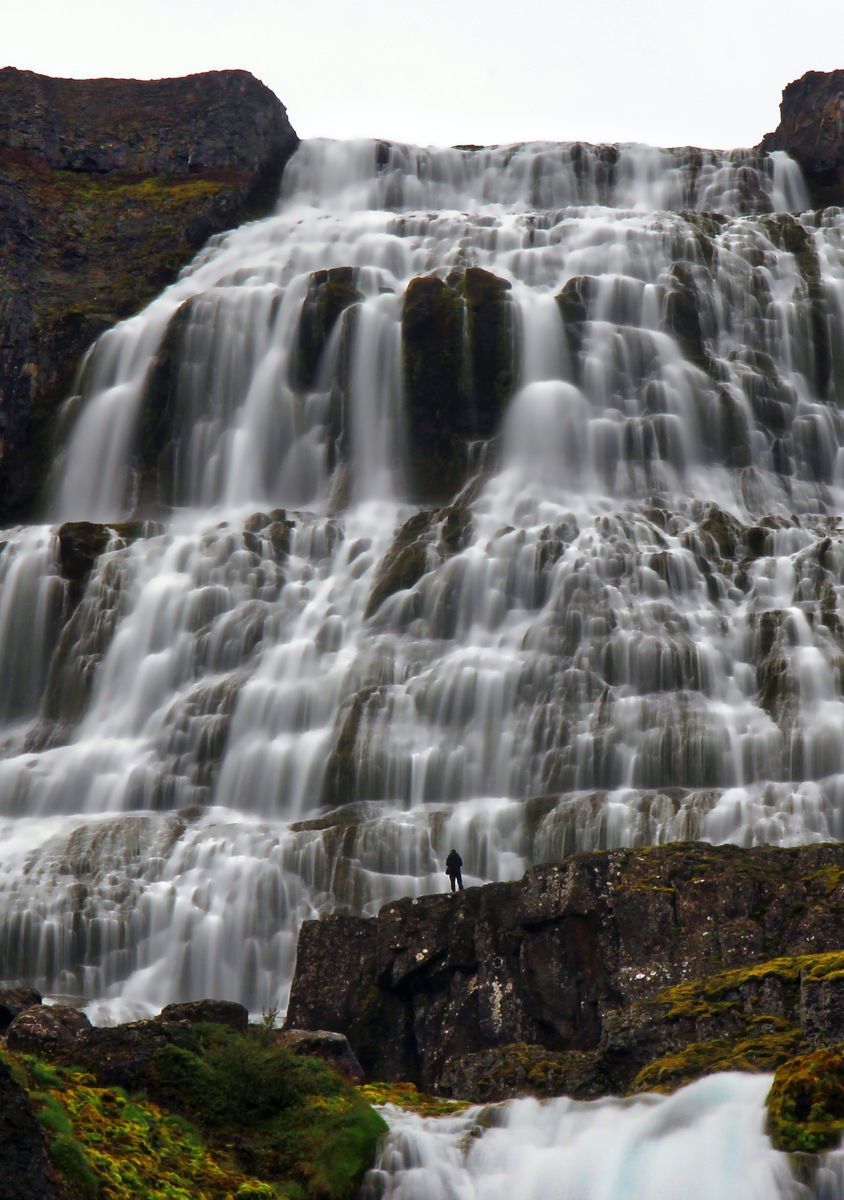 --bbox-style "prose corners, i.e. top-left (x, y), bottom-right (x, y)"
top-left (284, 842), bottom-right (844, 1097)
top-left (0, 67), bottom-right (298, 522)
top-left (0, 1058), bottom-right (65, 1200)
top-left (762, 69), bottom-right (844, 206)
